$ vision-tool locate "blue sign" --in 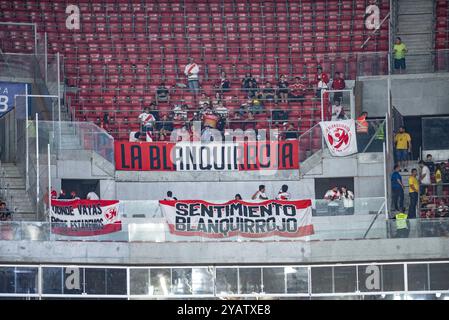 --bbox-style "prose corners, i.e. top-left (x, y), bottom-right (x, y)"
top-left (0, 82), bottom-right (29, 118)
